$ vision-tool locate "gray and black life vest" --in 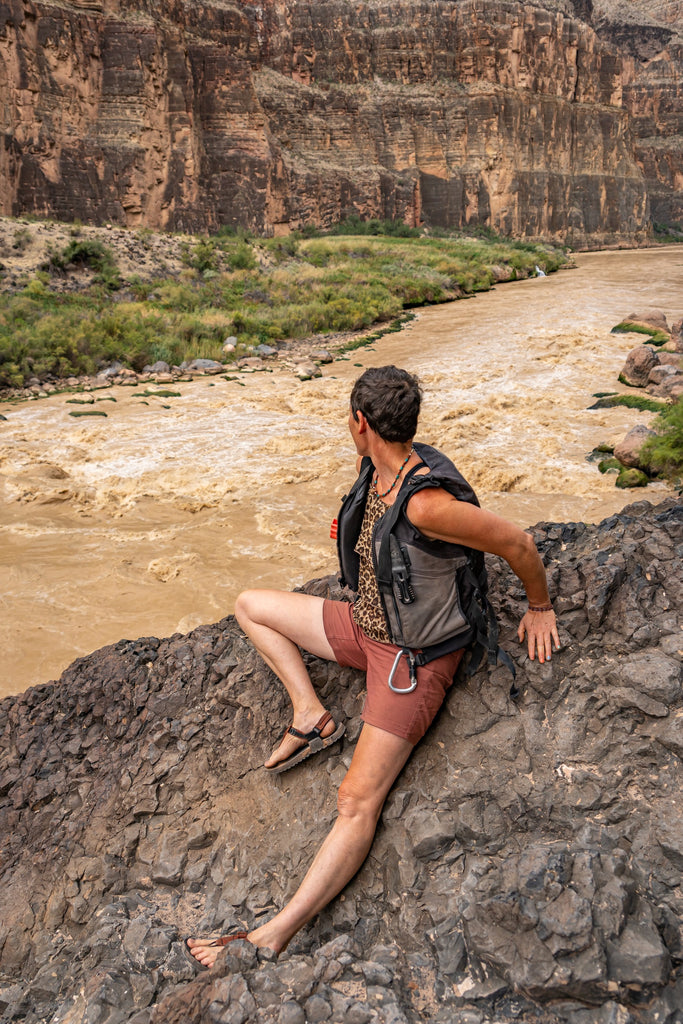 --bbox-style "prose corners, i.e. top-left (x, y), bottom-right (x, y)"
top-left (336, 442), bottom-right (515, 686)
